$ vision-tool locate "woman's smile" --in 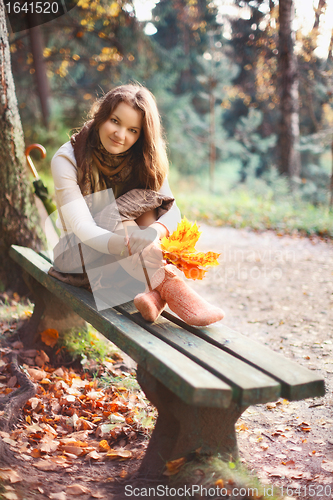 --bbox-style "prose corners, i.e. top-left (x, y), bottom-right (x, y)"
top-left (110, 137), bottom-right (124, 146)
top-left (98, 102), bottom-right (142, 154)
